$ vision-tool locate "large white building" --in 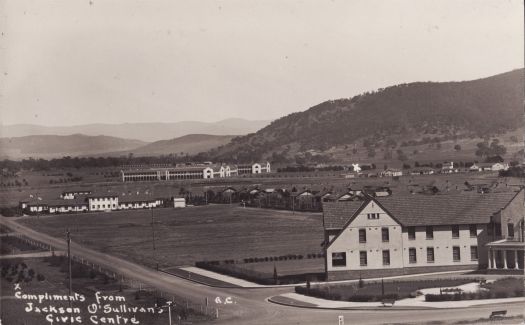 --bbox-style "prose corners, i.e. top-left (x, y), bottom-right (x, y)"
top-left (120, 162), bottom-right (270, 182)
top-left (323, 189), bottom-right (524, 280)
